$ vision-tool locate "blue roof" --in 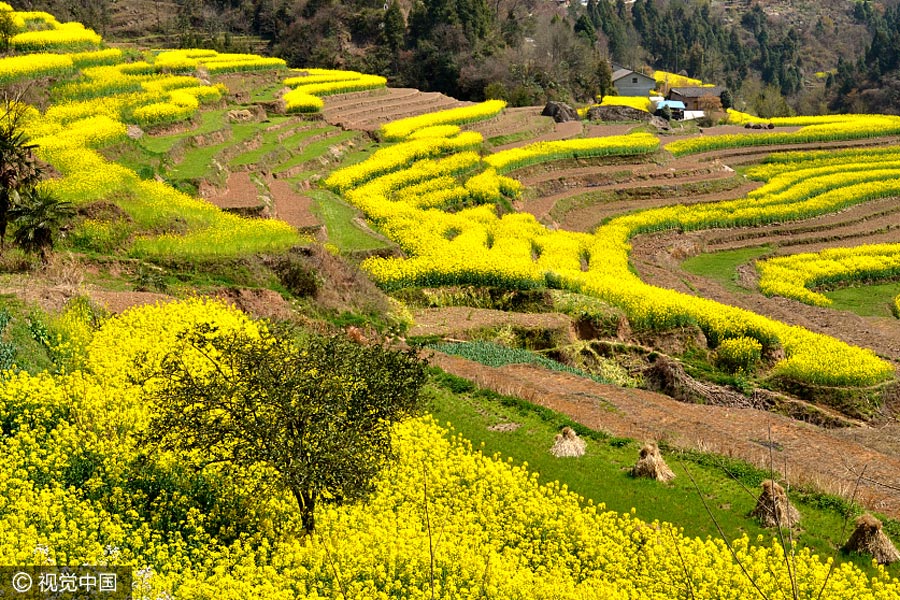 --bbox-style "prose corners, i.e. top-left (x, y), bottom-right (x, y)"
top-left (656, 100), bottom-right (686, 110)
